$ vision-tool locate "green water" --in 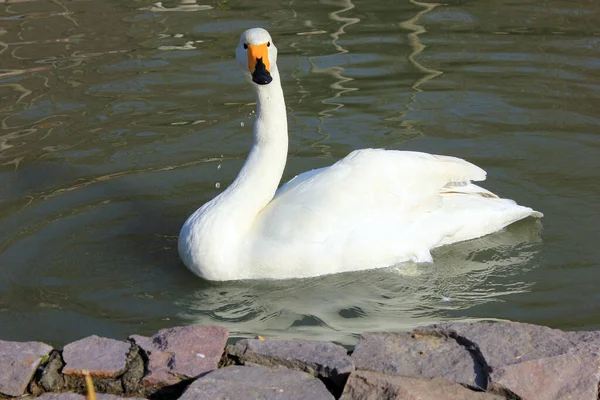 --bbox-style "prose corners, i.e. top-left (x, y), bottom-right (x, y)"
top-left (1, 0), bottom-right (599, 346)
